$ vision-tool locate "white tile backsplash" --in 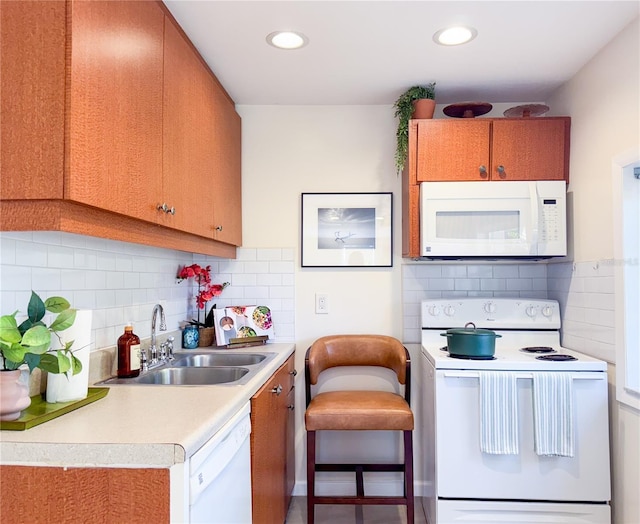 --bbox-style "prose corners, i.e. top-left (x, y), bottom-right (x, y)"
top-left (0, 232), bottom-right (297, 355)
top-left (401, 262), bottom-right (549, 343)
